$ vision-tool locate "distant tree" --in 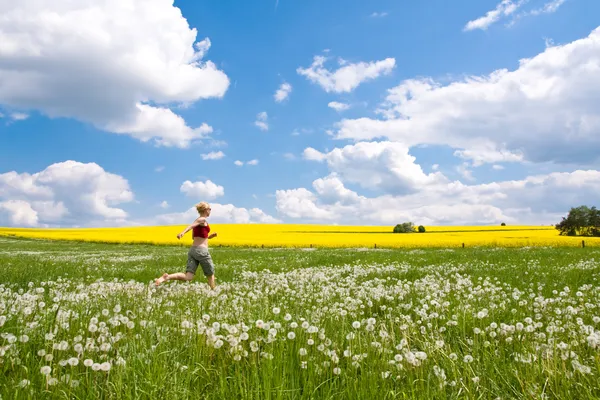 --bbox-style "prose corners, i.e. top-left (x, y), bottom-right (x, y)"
top-left (418, 225), bottom-right (426, 233)
top-left (393, 222), bottom-right (416, 233)
top-left (501, 222), bottom-right (506, 226)
top-left (555, 206), bottom-right (600, 237)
